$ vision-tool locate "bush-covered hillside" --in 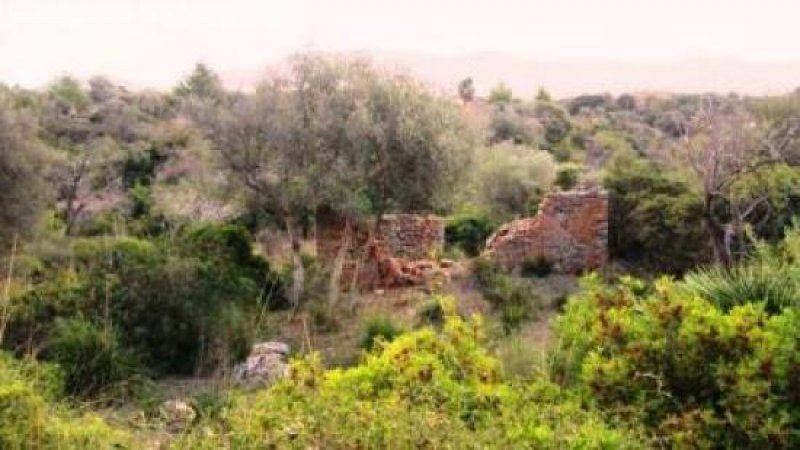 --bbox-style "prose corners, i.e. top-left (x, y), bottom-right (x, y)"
top-left (1, 52), bottom-right (800, 448)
